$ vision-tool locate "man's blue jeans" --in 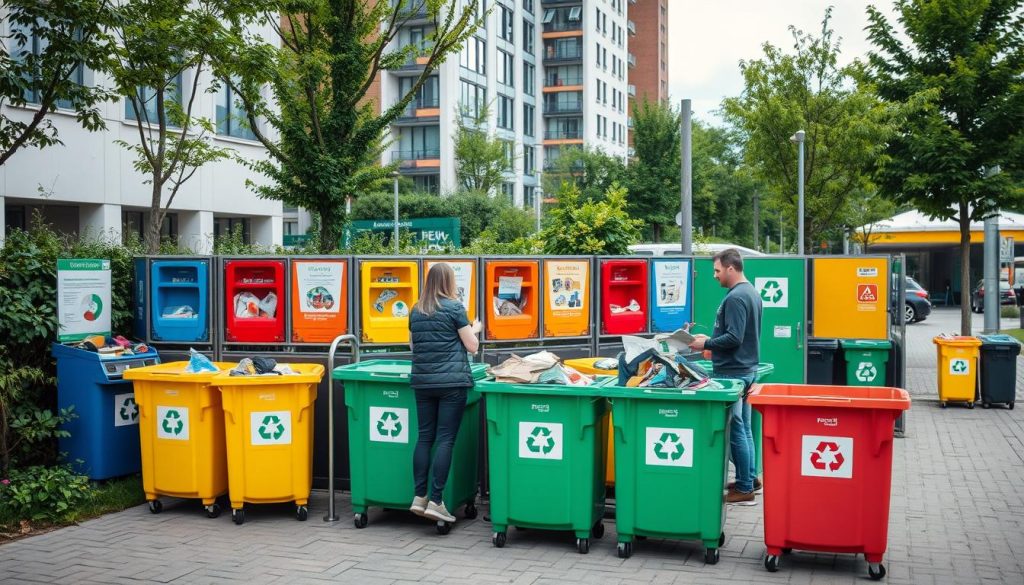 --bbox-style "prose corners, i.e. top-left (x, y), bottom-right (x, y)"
top-left (727, 374), bottom-right (757, 493)
top-left (413, 387), bottom-right (468, 503)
